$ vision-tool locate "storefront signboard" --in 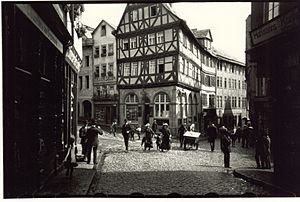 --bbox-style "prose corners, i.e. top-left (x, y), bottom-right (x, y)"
top-left (16, 4), bottom-right (63, 53)
top-left (251, 8), bottom-right (299, 45)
